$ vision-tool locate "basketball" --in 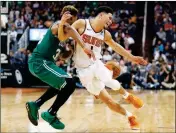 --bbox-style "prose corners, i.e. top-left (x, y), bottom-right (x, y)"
top-left (105, 61), bottom-right (121, 79)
